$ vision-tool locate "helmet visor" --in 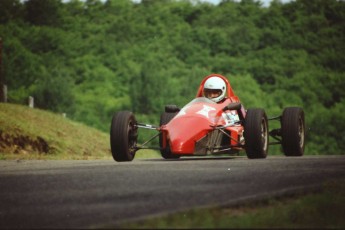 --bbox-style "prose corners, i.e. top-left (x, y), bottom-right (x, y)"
top-left (203, 88), bottom-right (222, 99)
